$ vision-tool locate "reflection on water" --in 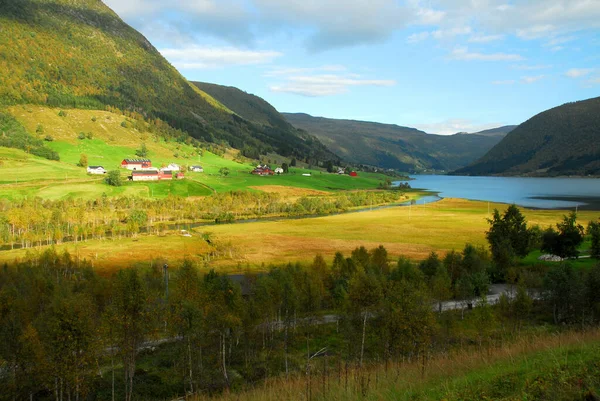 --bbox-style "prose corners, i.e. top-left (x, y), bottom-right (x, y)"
top-left (396, 175), bottom-right (600, 210)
